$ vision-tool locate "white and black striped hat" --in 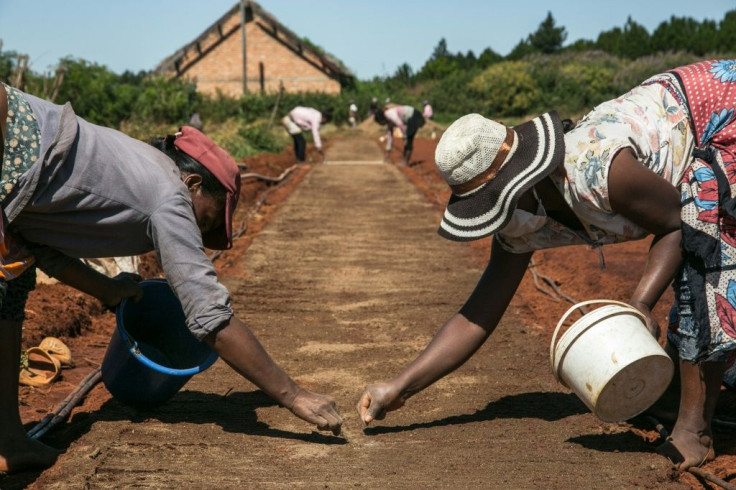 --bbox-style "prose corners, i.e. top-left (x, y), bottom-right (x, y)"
top-left (435, 112), bottom-right (565, 241)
